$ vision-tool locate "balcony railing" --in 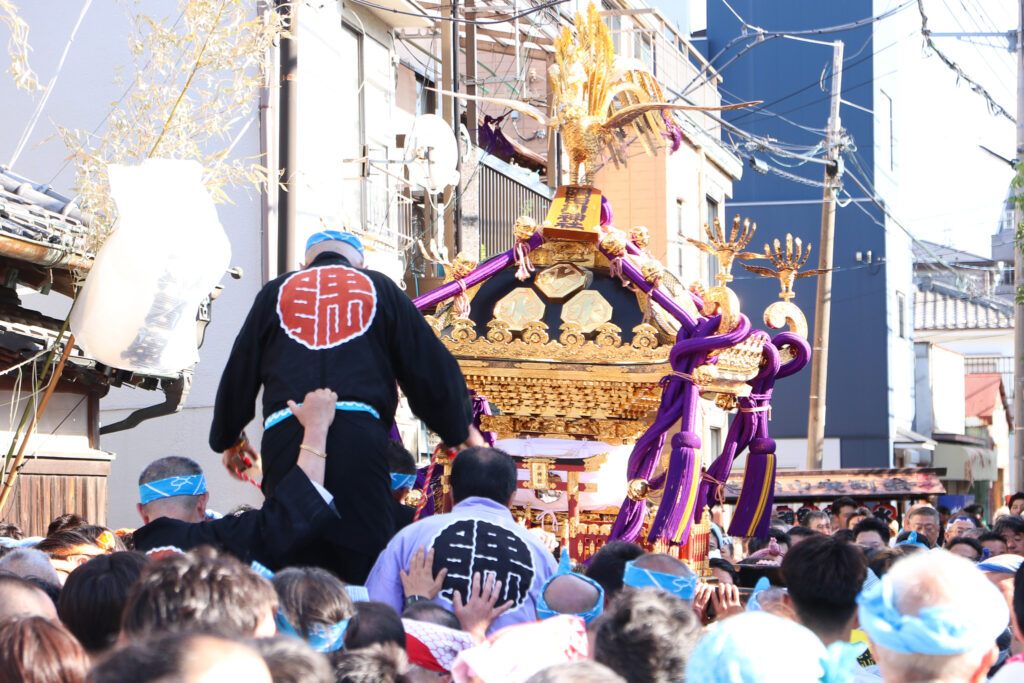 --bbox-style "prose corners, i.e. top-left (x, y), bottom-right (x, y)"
top-left (965, 356), bottom-right (1014, 401)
